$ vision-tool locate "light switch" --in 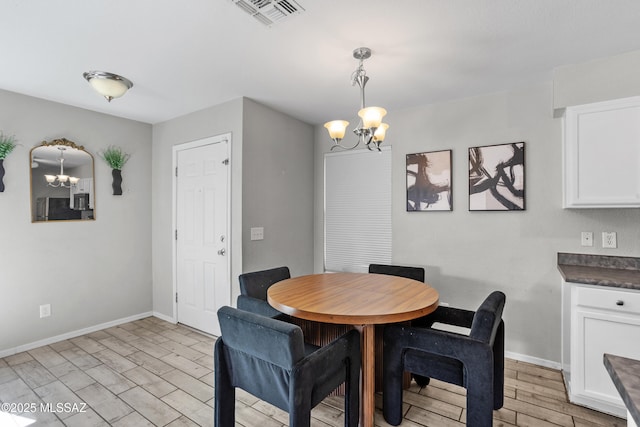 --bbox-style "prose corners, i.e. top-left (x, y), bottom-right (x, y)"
top-left (250, 227), bottom-right (264, 241)
top-left (40, 304), bottom-right (51, 318)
